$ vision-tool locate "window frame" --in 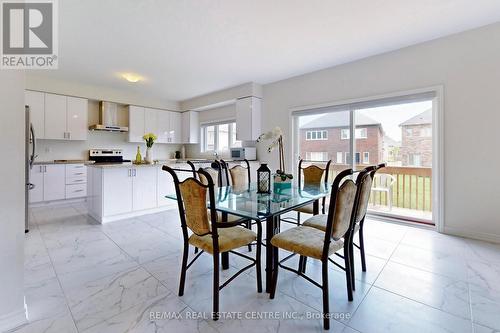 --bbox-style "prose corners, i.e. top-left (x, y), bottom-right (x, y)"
top-left (201, 120), bottom-right (241, 153)
top-left (306, 130), bottom-right (328, 141)
top-left (363, 152), bottom-right (370, 164)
